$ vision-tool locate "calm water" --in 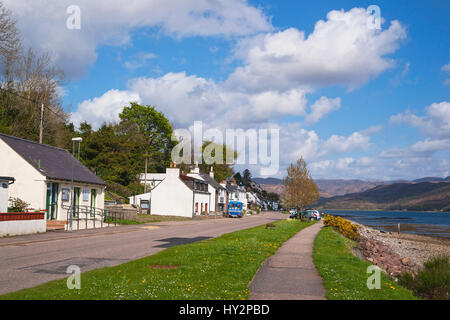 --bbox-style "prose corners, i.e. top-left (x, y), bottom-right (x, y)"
top-left (323, 210), bottom-right (450, 239)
